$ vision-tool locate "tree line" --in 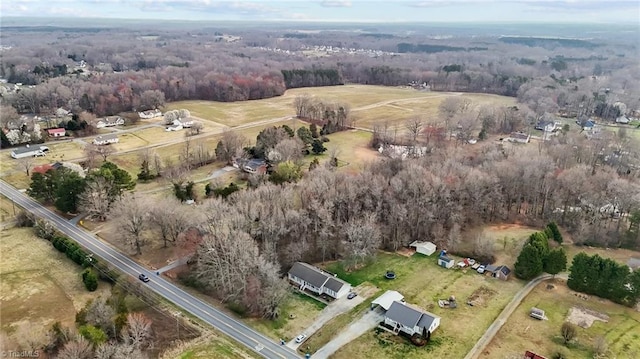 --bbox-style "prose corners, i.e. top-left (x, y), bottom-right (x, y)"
top-left (568, 252), bottom-right (640, 307)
